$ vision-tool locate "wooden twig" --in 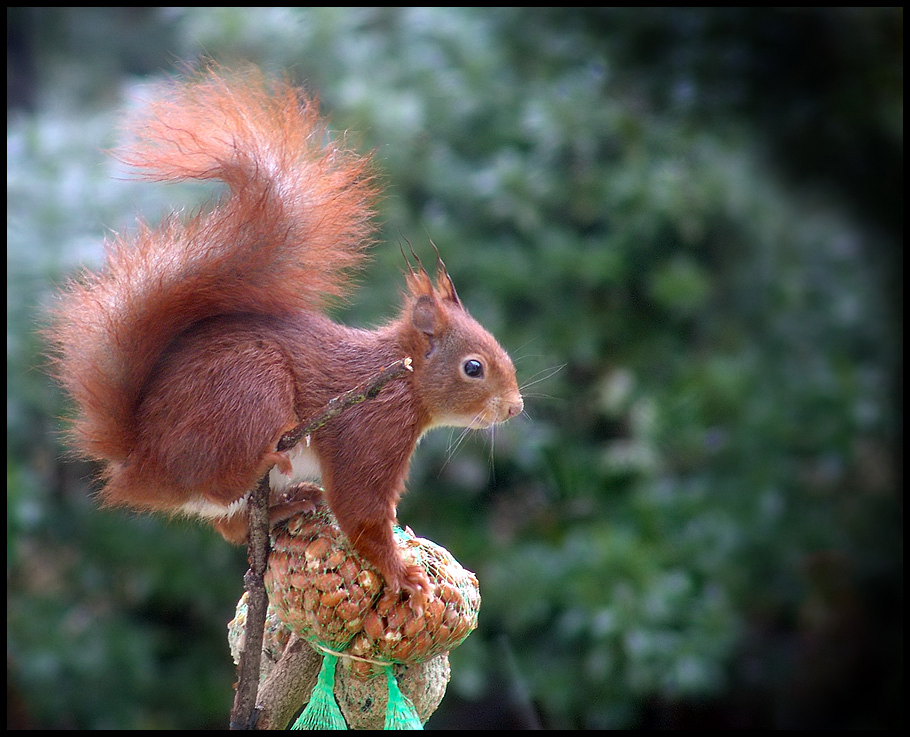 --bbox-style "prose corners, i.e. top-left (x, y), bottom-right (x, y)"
top-left (276, 357), bottom-right (413, 452)
top-left (228, 357), bottom-right (413, 730)
top-left (229, 475), bottom-right (272, 729)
